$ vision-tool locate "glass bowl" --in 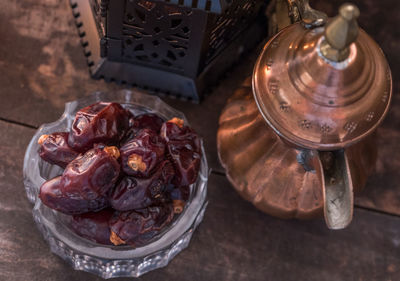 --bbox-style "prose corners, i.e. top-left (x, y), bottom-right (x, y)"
top-left (23, 90), bottom-right (208, 278)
